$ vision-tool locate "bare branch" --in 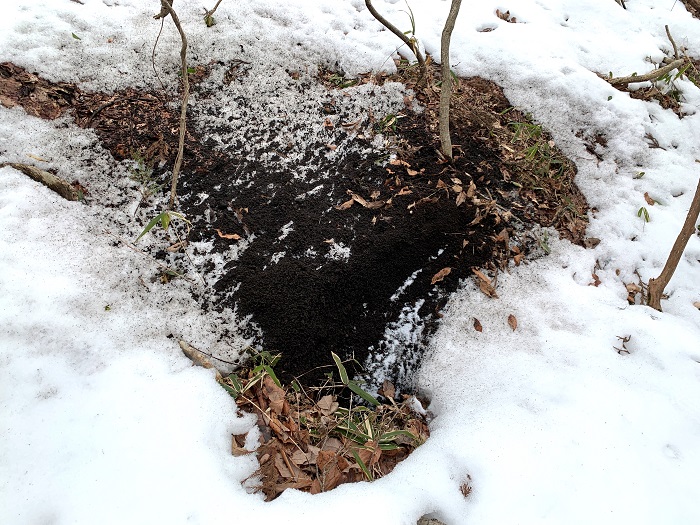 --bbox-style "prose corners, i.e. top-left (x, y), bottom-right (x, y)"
top-left (364, 0), bottom-right (425, 70)
top-left (665, 25), bottom-right (679, 60)
top-left (439, 0), bottom-right (462, 161)
top-left (155, 0), bottom-right (189, 210)
top-left (608, 58), bottom-right (686, 86)
top-left (647, 177), bottom-right (700, 311)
